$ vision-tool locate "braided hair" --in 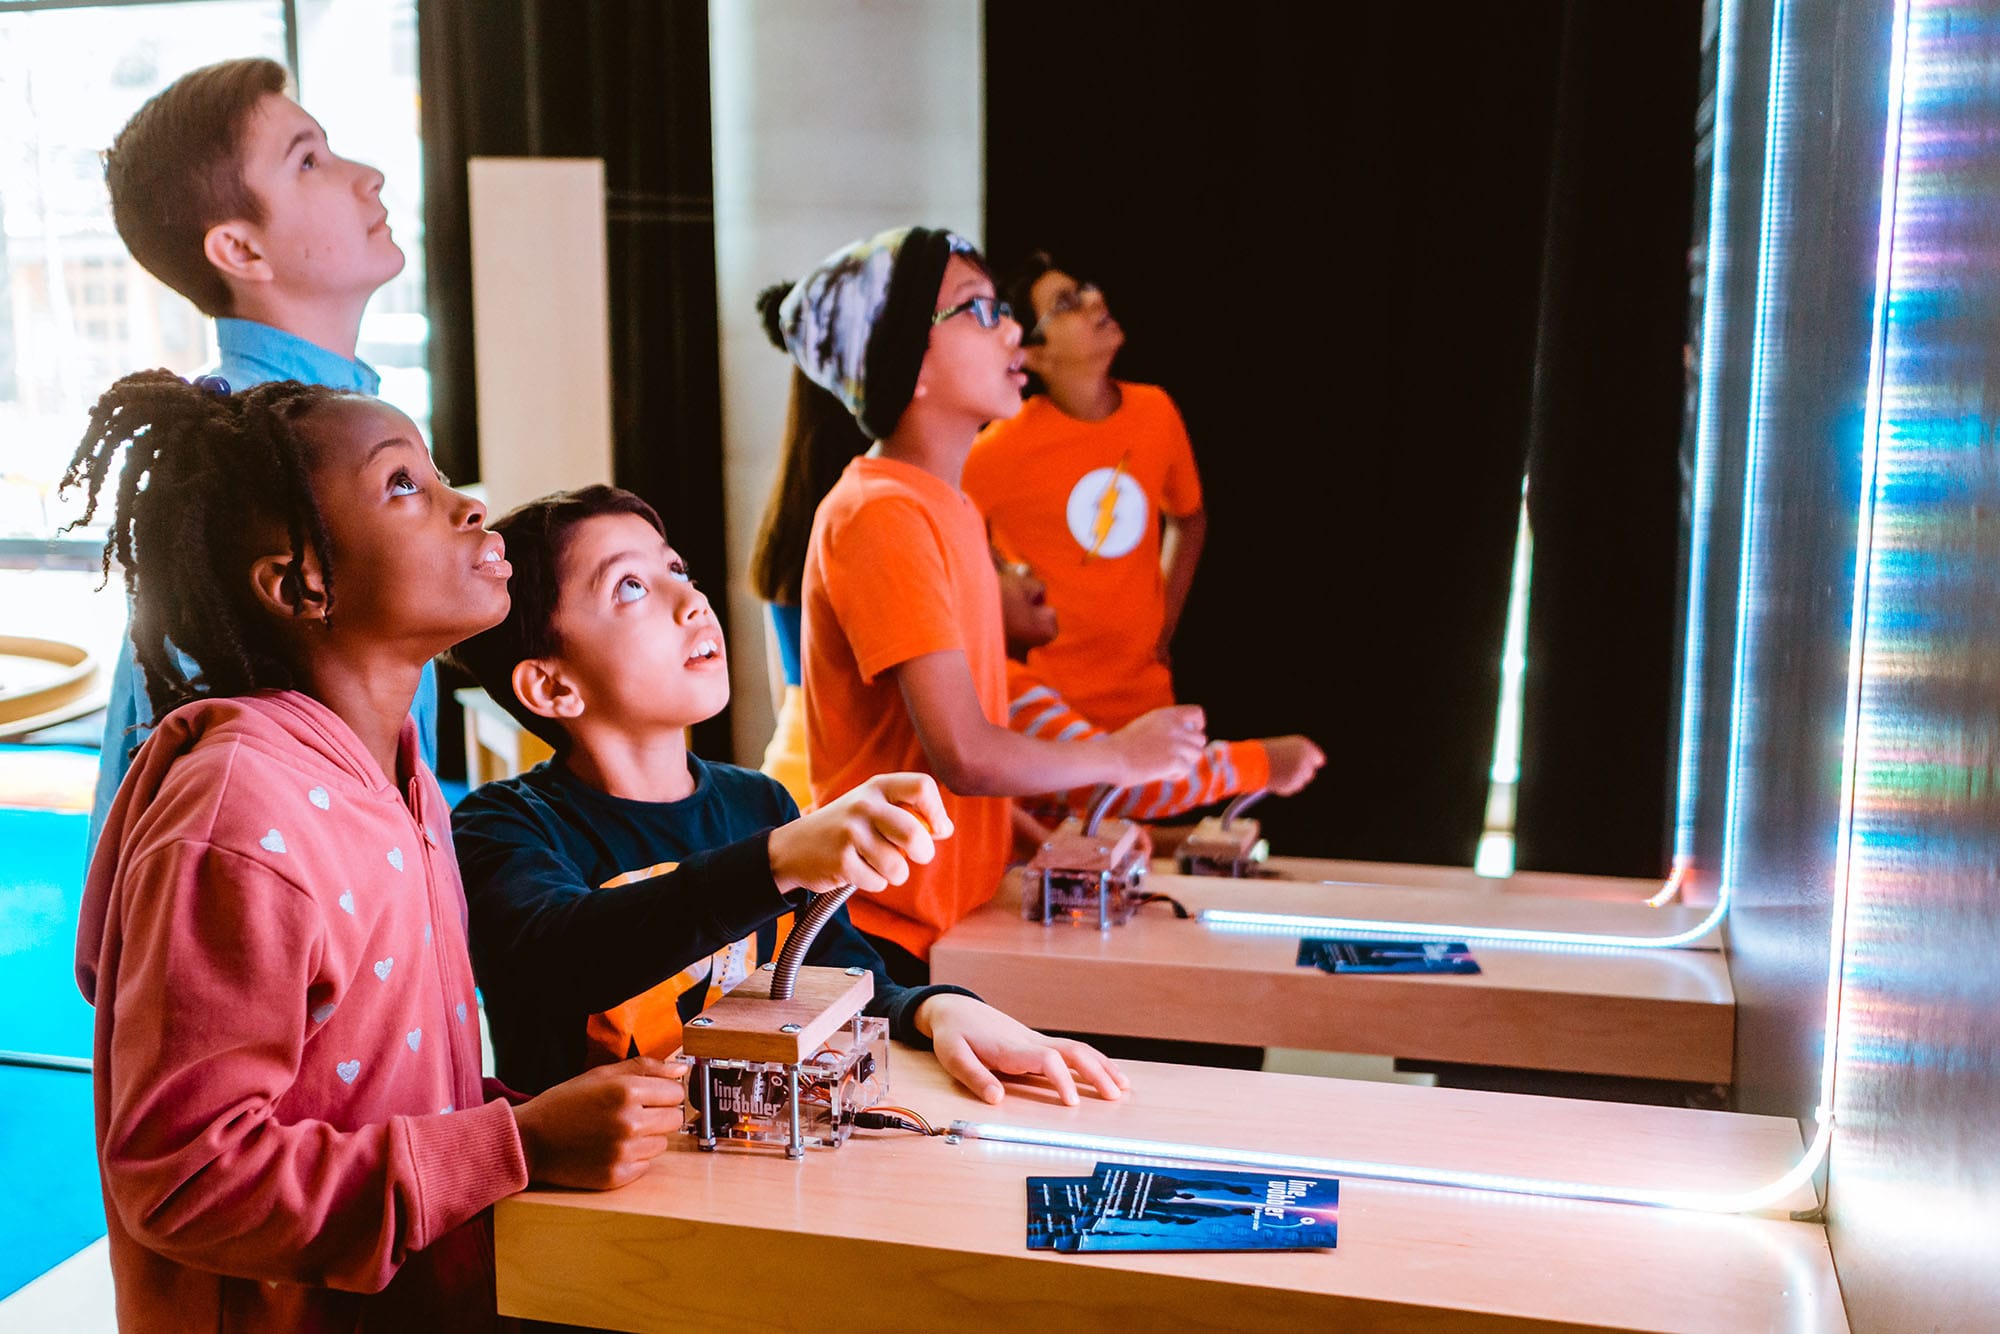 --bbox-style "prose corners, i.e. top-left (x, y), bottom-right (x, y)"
top-left (61, 370), bottom-right (351, 723)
